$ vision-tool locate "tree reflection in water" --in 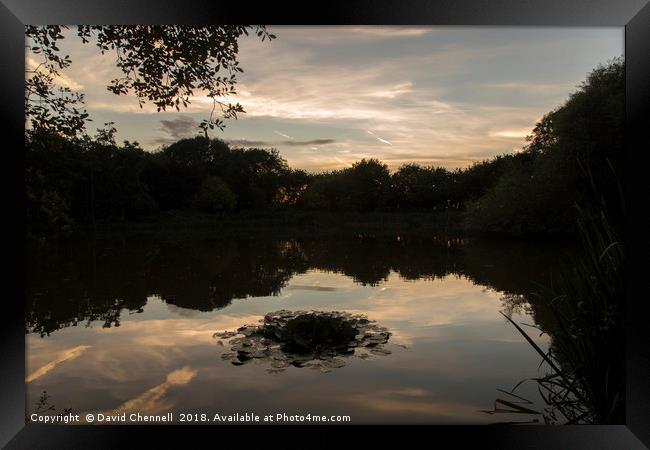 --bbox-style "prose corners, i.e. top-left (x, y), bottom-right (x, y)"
top-left (25, 234), bottom-right (581, 424)
top-left (26, 235), bottom-right (574, 338)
